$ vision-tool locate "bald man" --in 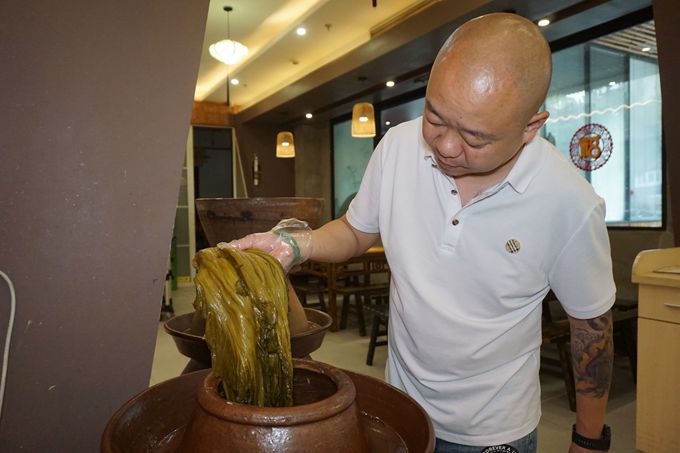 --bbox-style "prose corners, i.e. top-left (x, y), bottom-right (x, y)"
top-left (227, 13), bottom-right (615, 453)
